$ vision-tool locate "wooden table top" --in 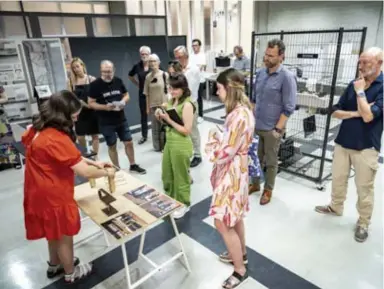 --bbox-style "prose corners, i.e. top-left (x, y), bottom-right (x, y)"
top-left (74, 170), bottom-right (181, 243)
